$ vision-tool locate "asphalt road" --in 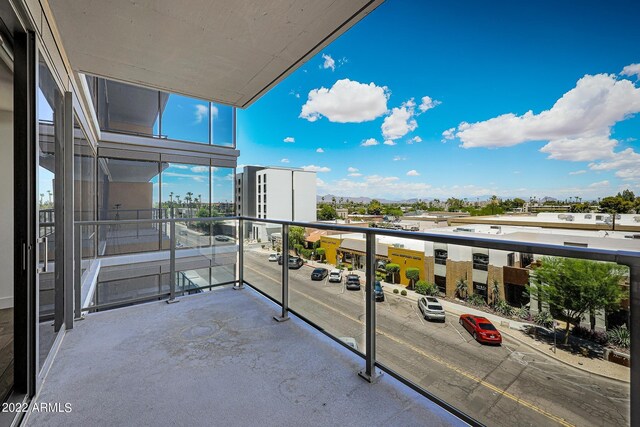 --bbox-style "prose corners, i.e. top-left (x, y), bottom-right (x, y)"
top-left (243, 246), bottom-right (630, 427)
